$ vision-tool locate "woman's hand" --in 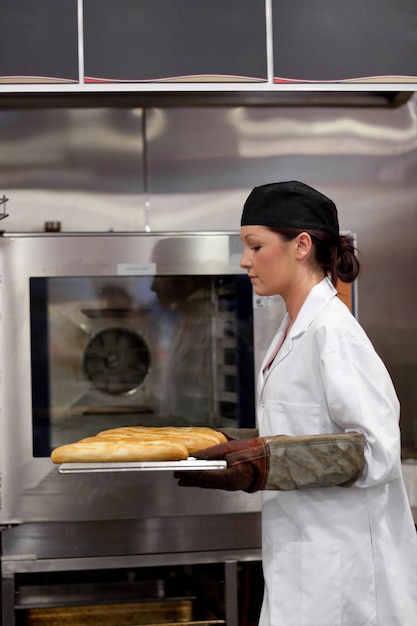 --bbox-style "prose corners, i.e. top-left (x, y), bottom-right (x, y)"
top-left (174, 437), bottom-right (270, 492)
